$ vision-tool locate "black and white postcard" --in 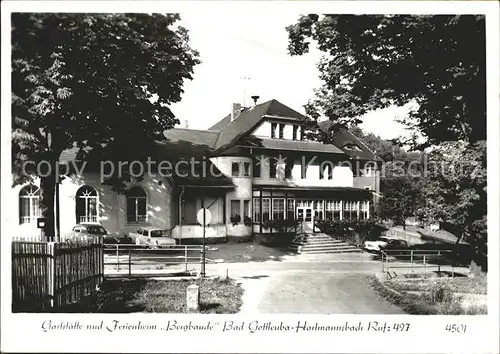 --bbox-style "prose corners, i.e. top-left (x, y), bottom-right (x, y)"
top-left (1, 1), bottom-right (499, 353)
